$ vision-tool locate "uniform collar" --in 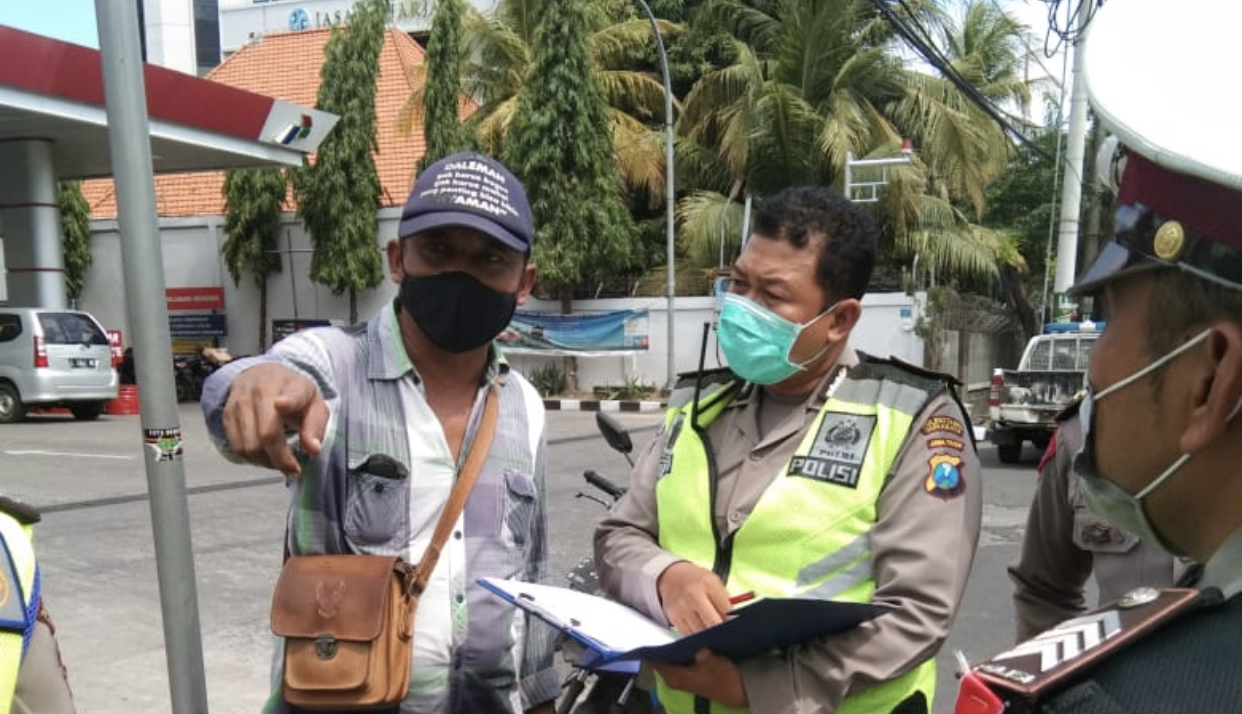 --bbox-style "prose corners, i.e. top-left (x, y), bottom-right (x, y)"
top-left (368, 300), bottom-right (508, 384)
top-left (725, 345), bottom-right (860, 413)
top-left (727, 346), bottom-right (859, 451)
top-left (1199, 528), bottom-right (1242, 599)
